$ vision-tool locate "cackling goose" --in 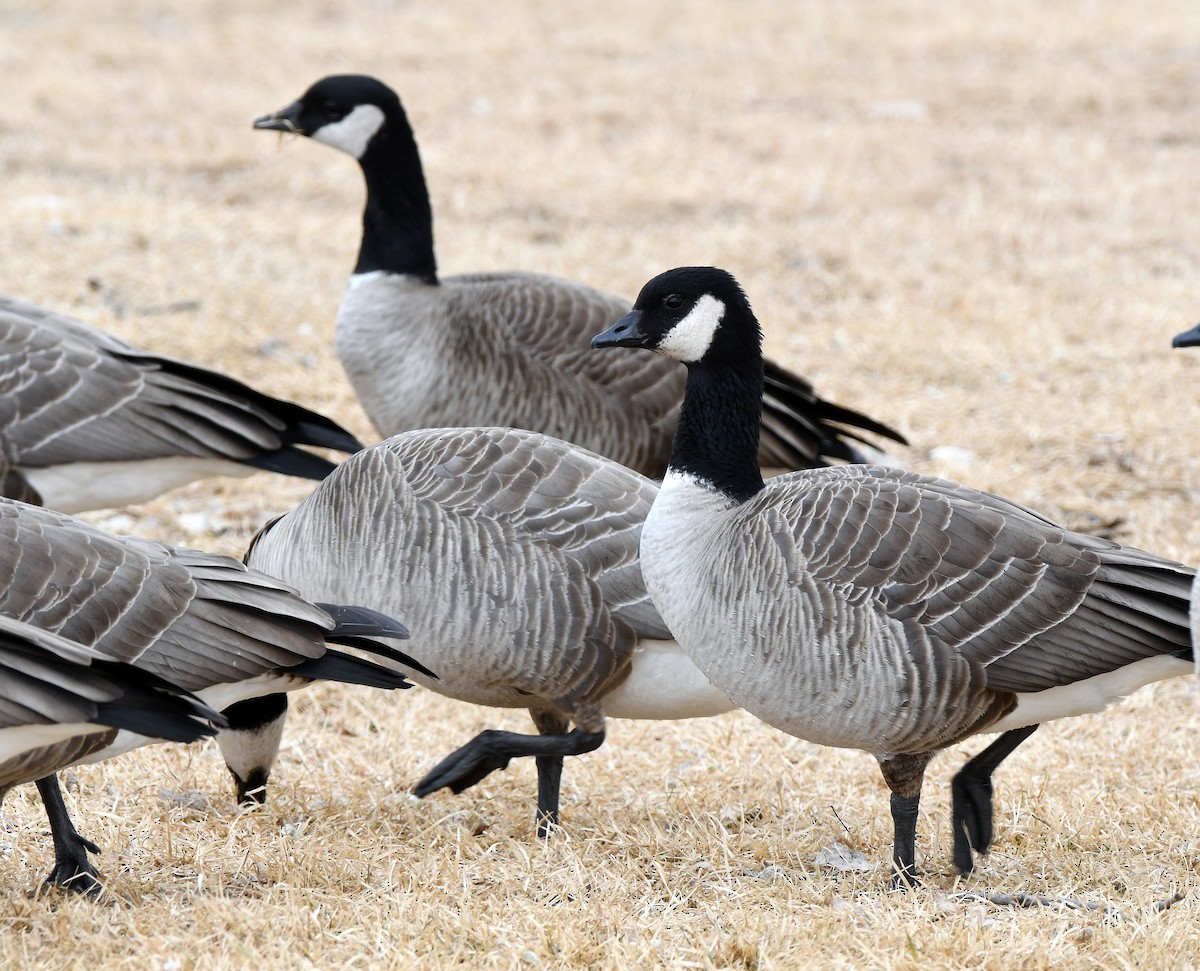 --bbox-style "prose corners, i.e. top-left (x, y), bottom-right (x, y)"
top-left (0, 497), bottom-right (429, 893)
top-left (252, 75), bottom-right (906, 477)
top-left (590, 266), bottom-right (1193, 886)
top-left (224, 426), bottom-right (735, 834)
